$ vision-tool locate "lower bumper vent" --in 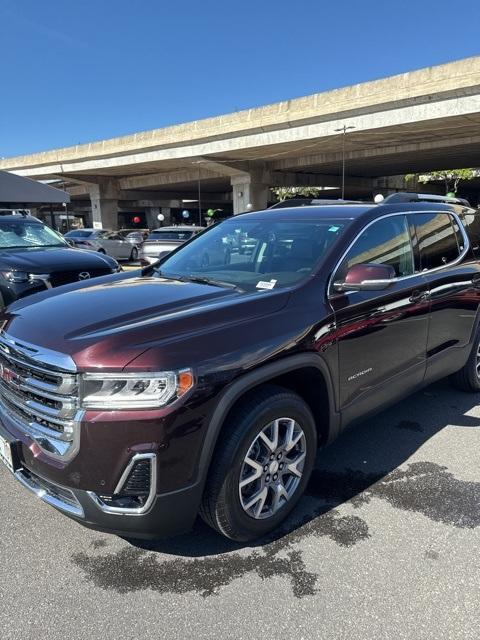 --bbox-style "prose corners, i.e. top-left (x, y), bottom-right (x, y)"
top-left (87, 453), bottom-right (156, 516)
